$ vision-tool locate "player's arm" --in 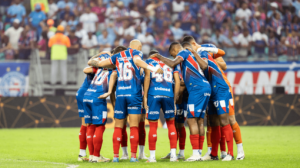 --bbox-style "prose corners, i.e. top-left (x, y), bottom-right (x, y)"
top-left (186, 48), bottom-right (208, 70)
top-left (88, 58), bottom-right (116, 69)
top-left (99, 71), bottom-right (117, 99)
top-left (83, 67), bottom-right (97, 74)
top-left (199, 47), bottom-right (226, 58)
top-left (150, 54), bottom-right (183, 68)
top-left (173, 72), bottom-right (180, 104)
top-left (133, 56), bottom-right (163, 74)
top-left (215, 57), bottom-right (227, 71)
top-left (110, 85), bottom-right (116, 109)
top-left (143, 68), bottom-right (151, 110)
top-left (88, 51), bottom-right (111, 61)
